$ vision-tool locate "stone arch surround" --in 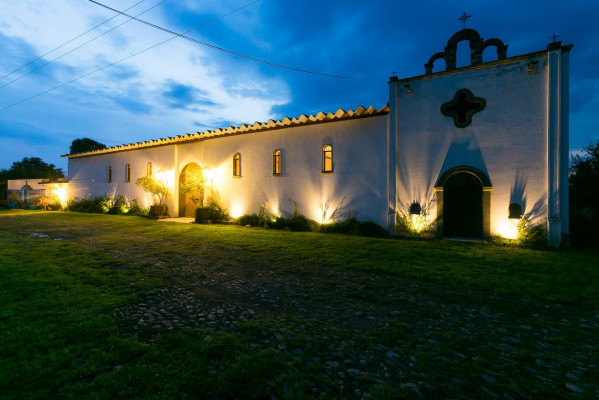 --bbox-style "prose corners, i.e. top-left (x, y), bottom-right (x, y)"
top-left (434, 166), bottom-right (492, 240)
